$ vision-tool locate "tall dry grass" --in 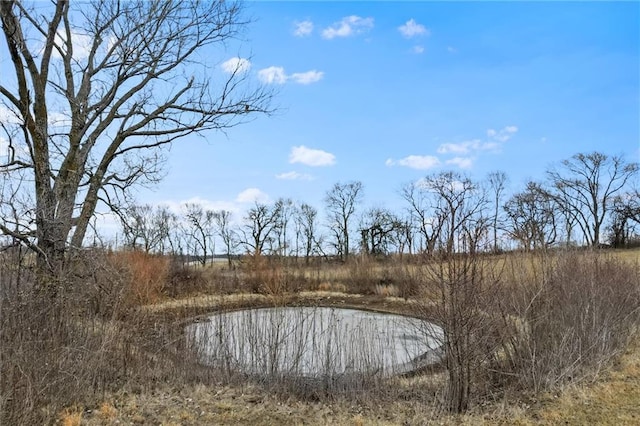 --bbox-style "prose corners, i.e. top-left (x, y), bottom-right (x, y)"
top-left (494, 250), bottom-right (640, 392)
top-left (0, 248), bottom-right (196, 424)
top-left (107, 250), bottom-right (169, 306)
top-left (413, 249), bottom-right (640, 412)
